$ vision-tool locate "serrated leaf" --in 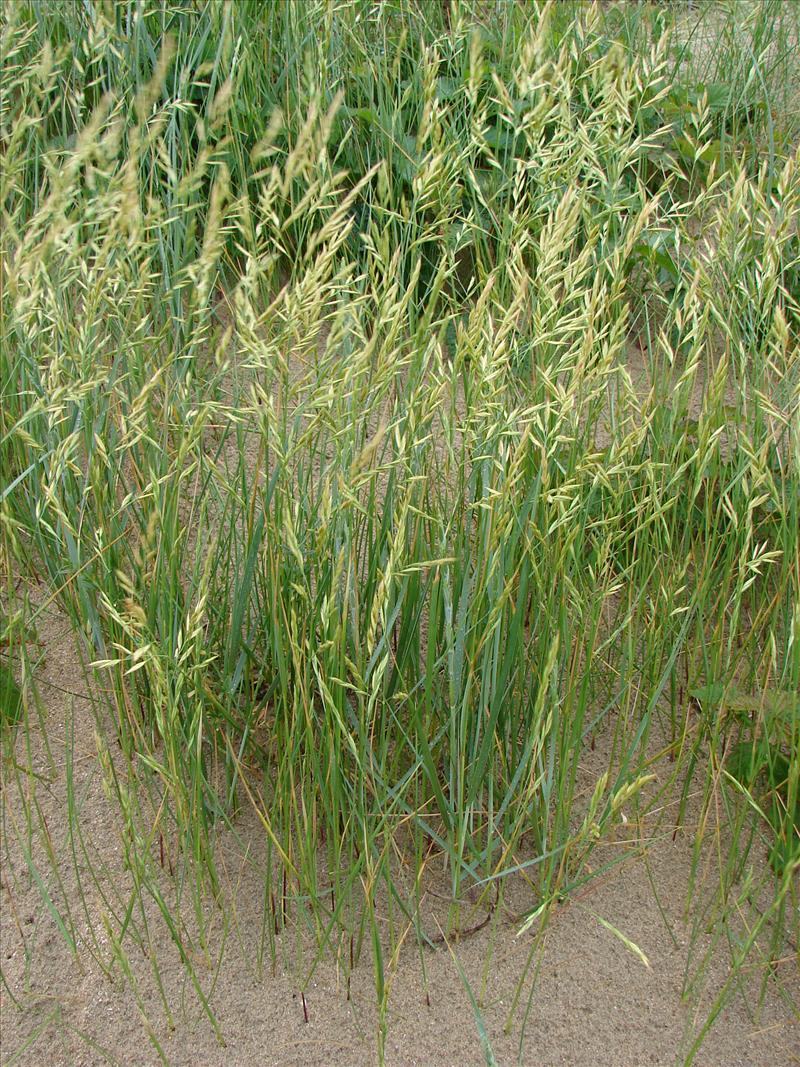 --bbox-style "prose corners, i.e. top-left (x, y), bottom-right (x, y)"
top-left (726, 740), bottom-right (771, 786)
top-left (691, 685), bottom-right (799, 721)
